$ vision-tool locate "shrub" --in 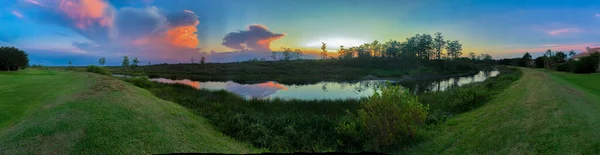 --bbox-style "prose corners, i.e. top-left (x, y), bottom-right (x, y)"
top-left (86, 65), bottom-right (111, 76)
top-left (337, 84), bottom-right (428, 151)
top-left (572, 53), bottom-right (600, 73)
